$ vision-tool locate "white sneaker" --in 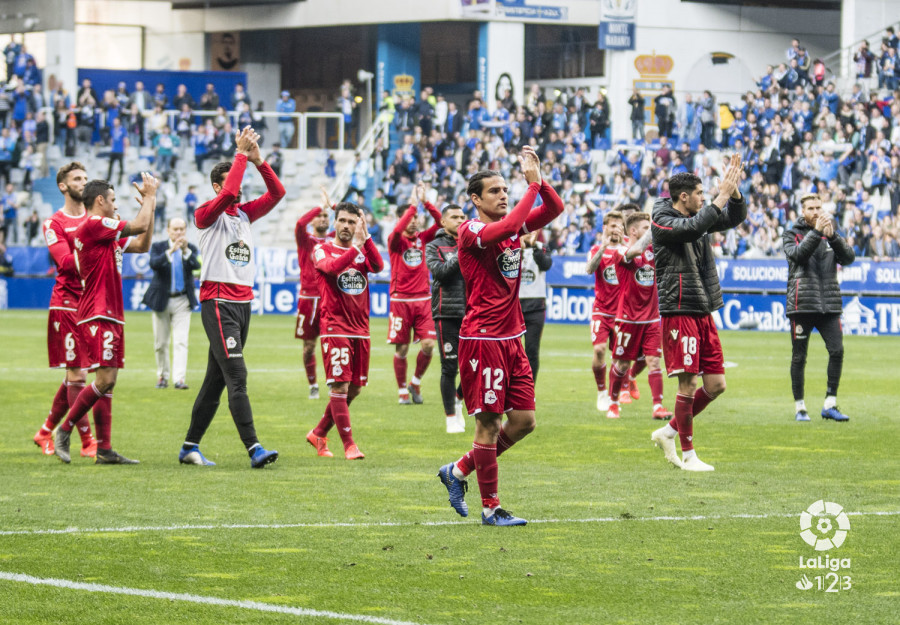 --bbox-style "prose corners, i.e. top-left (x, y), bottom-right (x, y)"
top-left (597, 392), bottom-right (612, 412)
top-left (682, 455), bottom-right (715, 472)
top-left (651, 427), bottom-right (684, 469)
top-left (446, 416), bottom-right (465, 434)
